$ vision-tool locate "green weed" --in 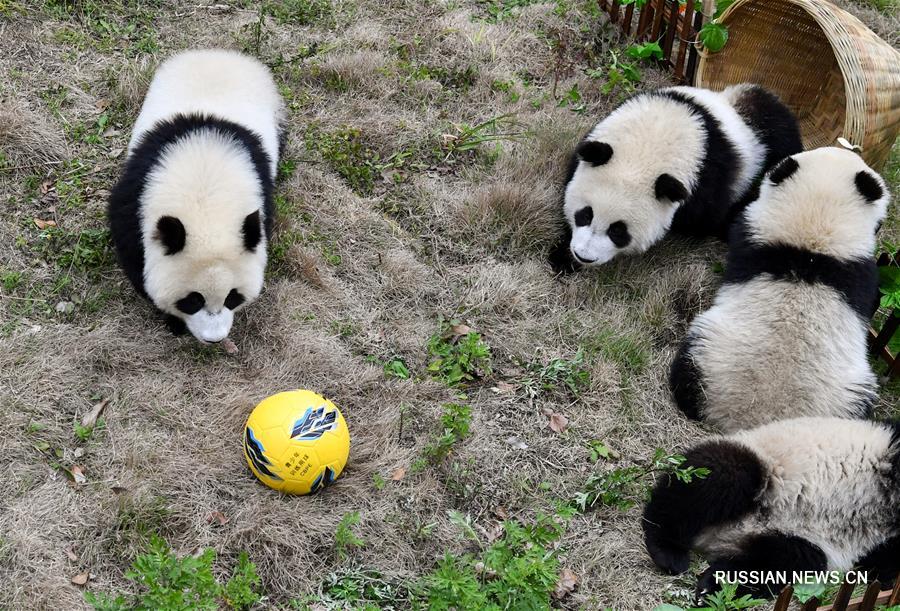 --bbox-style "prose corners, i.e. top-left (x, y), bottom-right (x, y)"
top-left (441, 114), bottom-right (527, 161)
top-left (475, 0), bottom-right (545, 22)
top-left (420, 403), bottom-right (473, 467)
top-left (1, 270), bottom-right (23, 292)
top-left (423, 510), bottom-right (572, 609)
top-left (517, 348), bottom-right (590, 398)
top-left (426, 323), bottom-right (492, 386)
top-left (85, 536), bottom-right (260, 610)
top-left (266, 0), bottom-right (332, 25)
top-left (334, 511), bottom-right (365, 560)
top-left (572, 448), bottom-right (710, 512)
